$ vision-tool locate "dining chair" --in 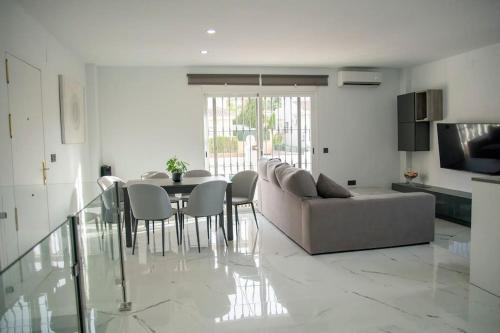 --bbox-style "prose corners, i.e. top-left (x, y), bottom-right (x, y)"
top-left (180, 169), bottom-right (212, 206)
top-left (143, 171), bottom-right (170, 179)
top-left (99, 187), bottom-right (120, 258)
top-left (179, 180), bottom-right (228, 252)
top-left (97, 176), bottom-right (125, 200)
top-left (97, 176), bottom-right (126, 230)
top-left (128, 184), bottom-right (179, 256)
top-left (229, 170), bottom-right (259, 229)
top-left (140, 171), bottom-right (181, 212)
top-left (141, 171), bottom-right (159, 179)
top-left (184, 169), bottom-right (212, 177)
